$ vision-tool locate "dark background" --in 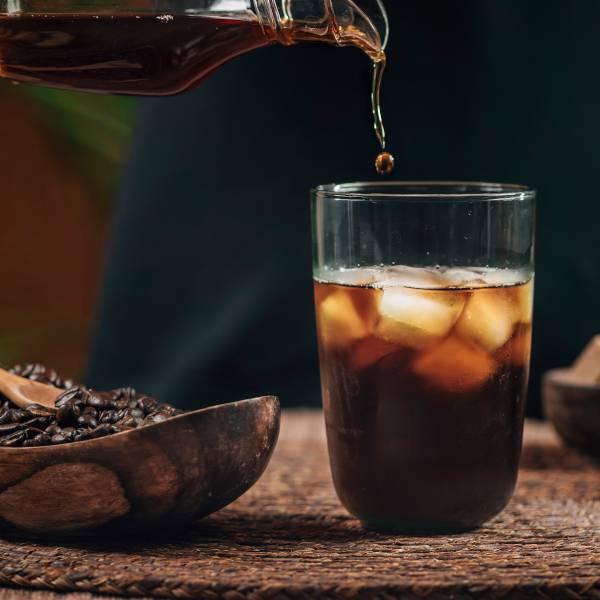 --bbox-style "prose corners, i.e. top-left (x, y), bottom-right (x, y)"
top-left (87, 0), bottom-right (600, 417)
